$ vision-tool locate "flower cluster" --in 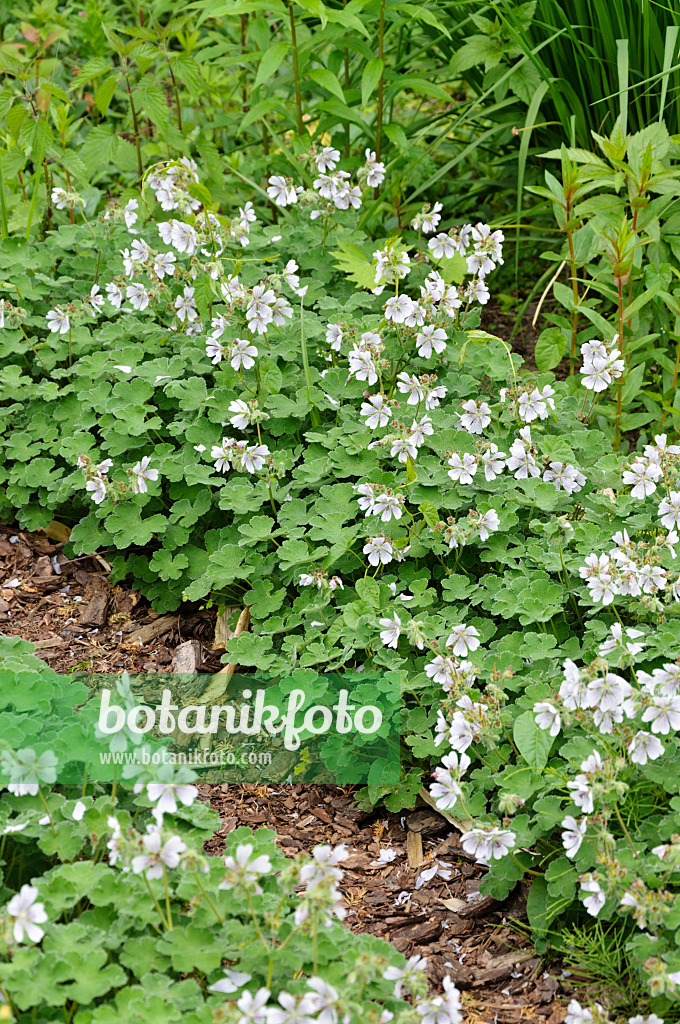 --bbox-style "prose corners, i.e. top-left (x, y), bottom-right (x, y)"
top-left (579, 335), bottom-right (625, 392)
top-left (77, 453), bottom-right (159, 504)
